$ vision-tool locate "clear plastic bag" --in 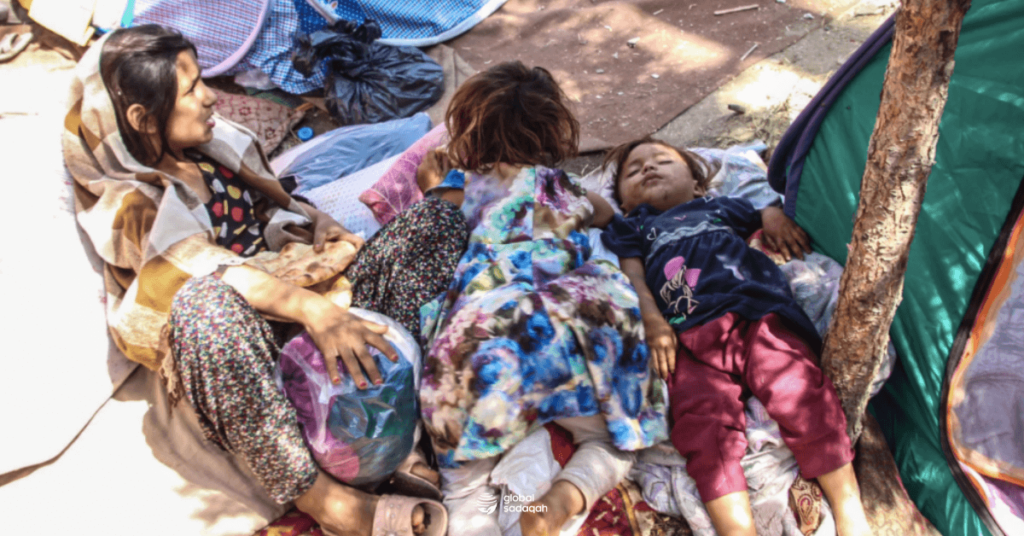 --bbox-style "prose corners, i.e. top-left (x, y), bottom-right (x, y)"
top-left (293, 19), bottom-right (444, 126)
top-left (277, 308), bottom-right (421, 486)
